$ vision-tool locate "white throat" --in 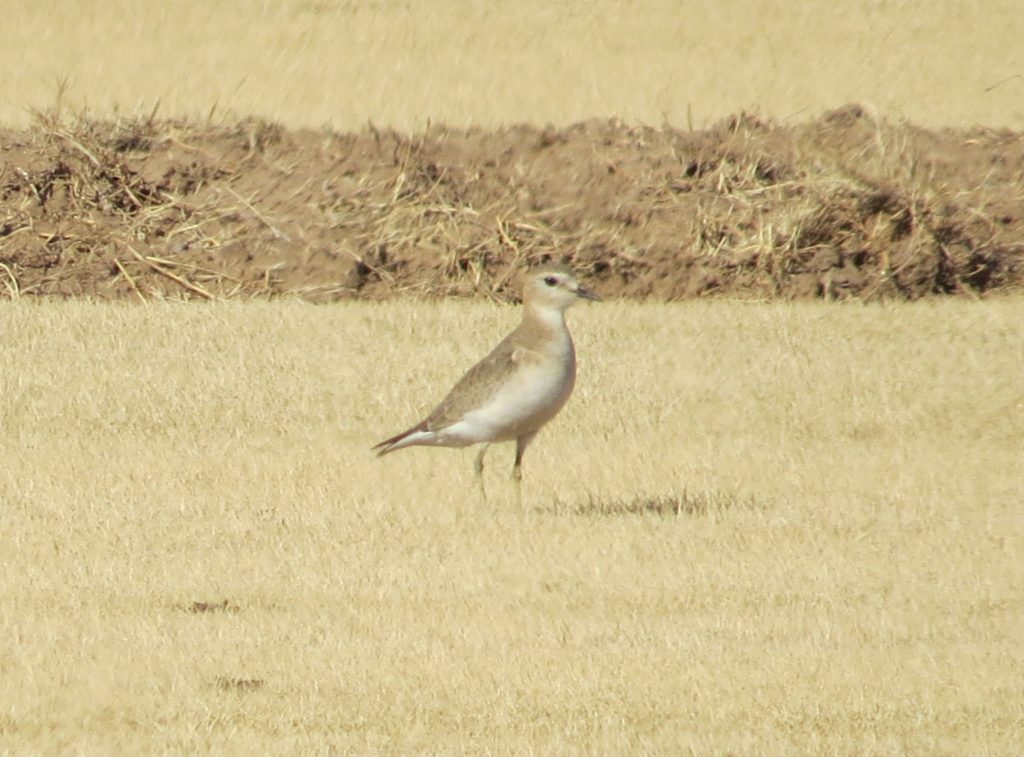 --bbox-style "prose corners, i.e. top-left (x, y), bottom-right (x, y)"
top-left (527, 303), bottom-right (569, 331)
